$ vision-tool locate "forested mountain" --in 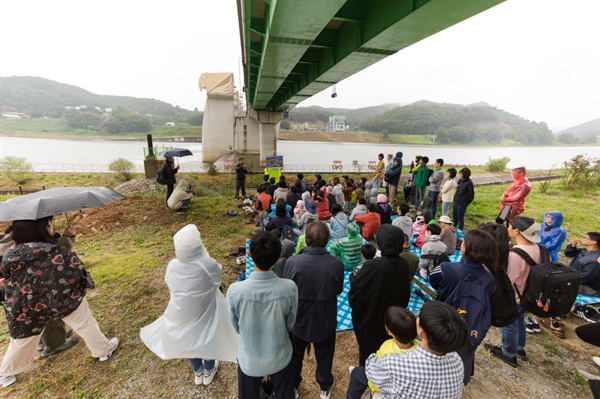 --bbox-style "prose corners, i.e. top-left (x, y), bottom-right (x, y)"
top-left (0, 76), bottom-right (197, 122)
top-left (556, 119), bottom-right (599, 144)
top-left (360, 100), bottom-right (555, 145)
